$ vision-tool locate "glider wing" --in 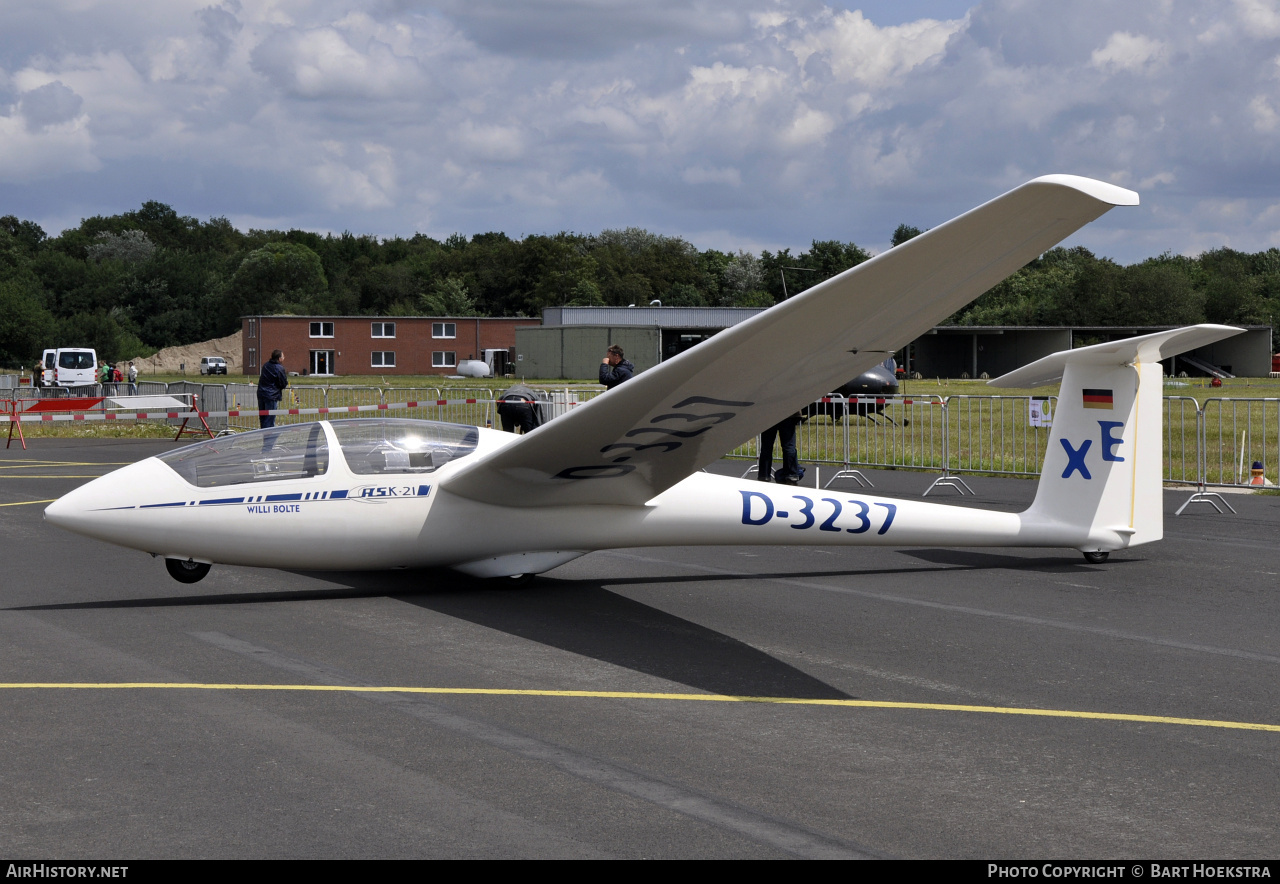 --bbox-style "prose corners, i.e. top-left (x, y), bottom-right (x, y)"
top-left (443, 175), bottom-right (1139, 507)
